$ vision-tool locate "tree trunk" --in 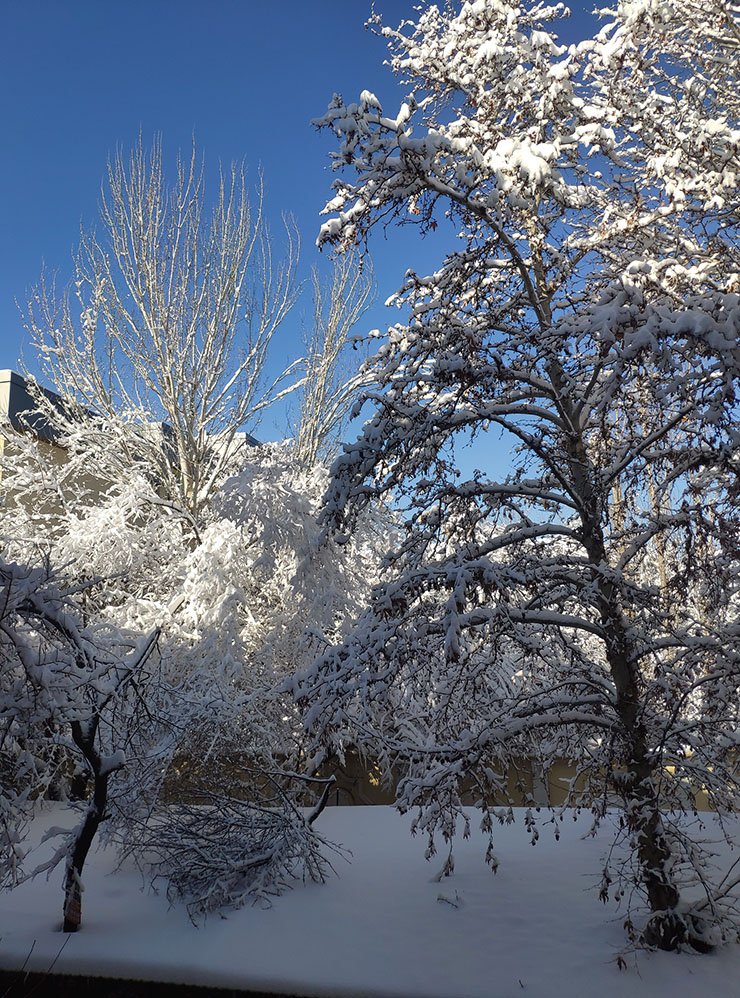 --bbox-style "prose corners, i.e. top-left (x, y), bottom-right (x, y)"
top-left (62, 719), bottom-right (110, 932)
top-left (557, 394), bottom-right (704, 951)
